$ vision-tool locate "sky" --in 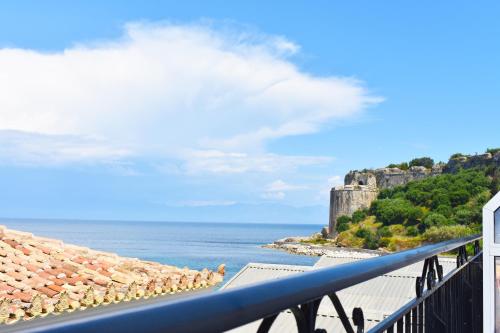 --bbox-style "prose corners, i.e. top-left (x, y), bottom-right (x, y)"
top-left (0, 1), bottom-right (498, 224)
